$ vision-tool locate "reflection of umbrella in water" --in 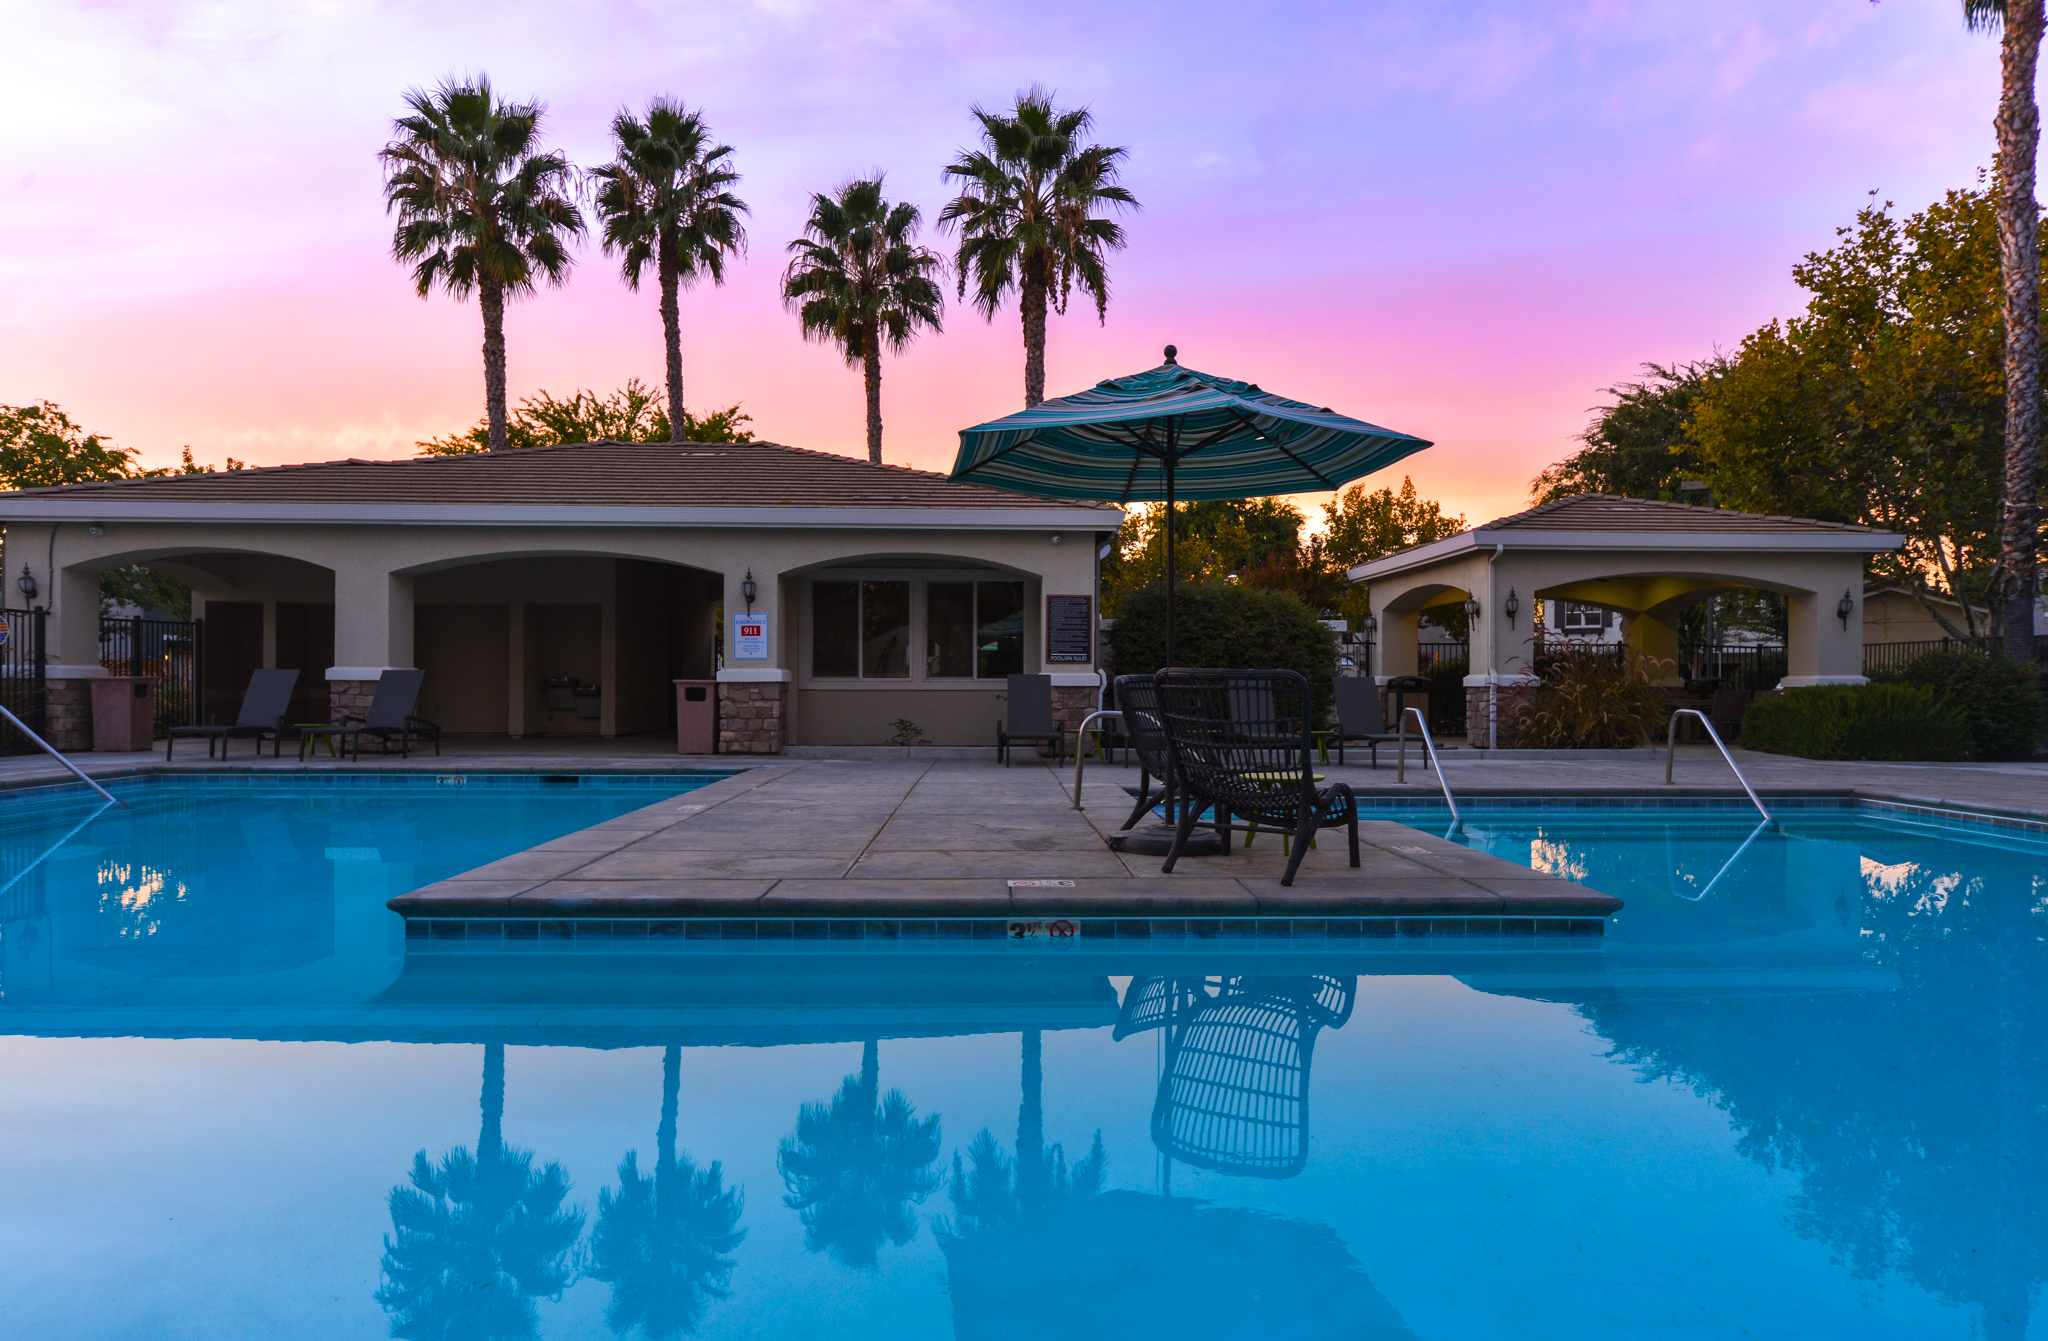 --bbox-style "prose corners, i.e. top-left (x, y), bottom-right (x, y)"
top-left (1116, 976), bottom-right (1356, 1180)
top-left (953, 348), bottom-right (1431, 661)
